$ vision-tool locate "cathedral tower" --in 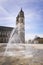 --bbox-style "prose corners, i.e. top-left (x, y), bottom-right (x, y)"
top-left (16, 9), bottom-right (25, 43)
